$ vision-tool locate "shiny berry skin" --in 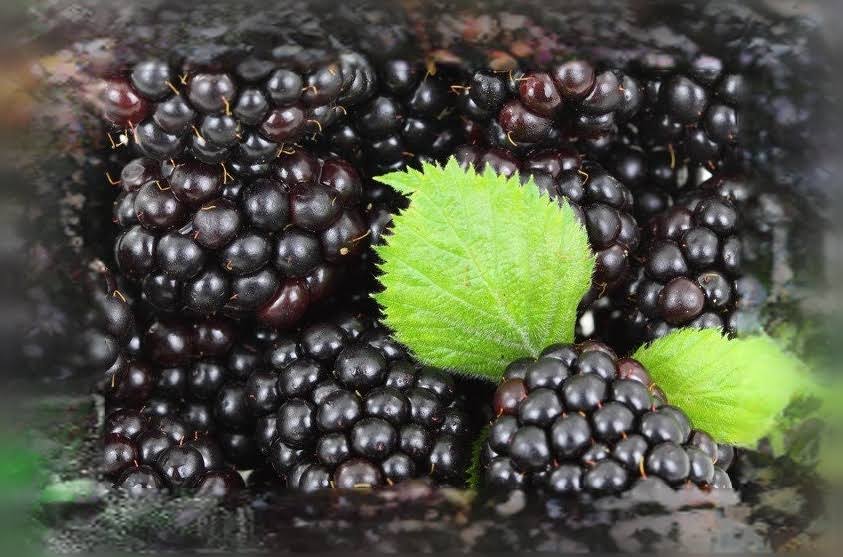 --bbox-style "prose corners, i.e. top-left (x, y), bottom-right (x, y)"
top-left (498, 100), bottom-right (552, 143)
top-left (134, 181), bottom-right (186, 231)
top-left (350, 417), bottom-right (398, 460)
top-left (155, 445), bottom-right (205, 488)
top-left (519, 72), bottom-right (562, 117)
top-left (493, 378), bottom-right (528, 416)
top-left (196, 468), bottom-right (245, 497)
top-left (188, 73), bottom-right (236, 113)
top-left (192, 199), bottom-right (241, 250)
top-left (333, 458), bottom-right (383, 489)
top-left (704, 104), bottom-right (739, 143)
top-left (260, 105), bottom-right (306, 142)
top-left (104, 79), bottom-right (149, 128)
top-left (266, 69), bottom-right (303, 105)
top-left (116, 225), bottom-right (157, 277)
top-left (155, 233), bottom-right (205, 280)
top-left (103, 434), bottom-right (138, 477)
top-left (154, 95), bottom-right (196, 134)
top-left (663, 76), bottom-right (708, 123)
top-left (116, 465), bottom-right (165, 494)
top-left (509, 426), bottom-right (551, 472)
top-left (584, 460), bottom-right (628, 494)
top-left (646, 442), bottom-right (690, 484)
top-left (134, 121), bottom-right (184, 160)
top-left (552, 60), bottom-right (596, 100)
